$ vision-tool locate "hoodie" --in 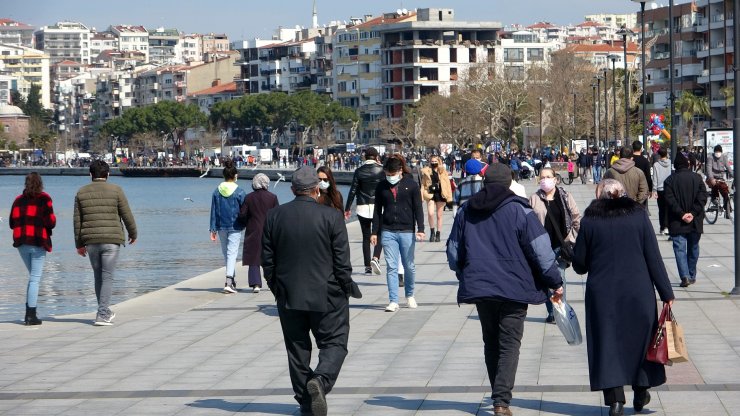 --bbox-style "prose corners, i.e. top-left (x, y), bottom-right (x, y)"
top-left (446, 184), bottom-right (562, 305)
top-left (218, 181), bottom-right (239, 198)
top-left (604, 158), bottom-right (649, 203)
top-left (210, 181), bottom-right (247, 232)
top-left (652, 159), bottom-right (672, 192)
